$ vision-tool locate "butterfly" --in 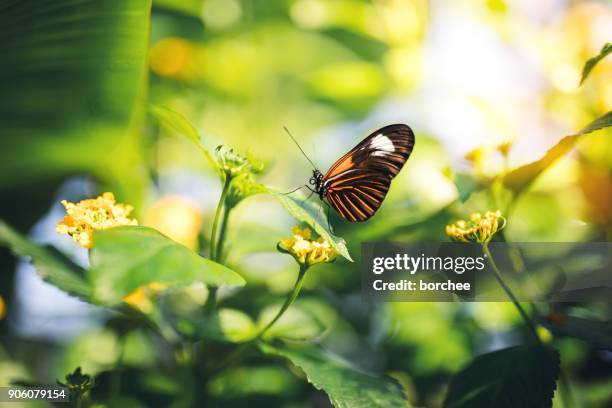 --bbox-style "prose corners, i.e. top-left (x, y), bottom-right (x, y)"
top-left (289, 124), bottom-right (415, 222)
